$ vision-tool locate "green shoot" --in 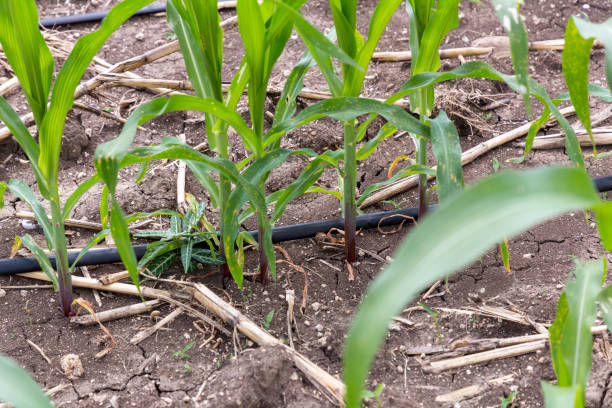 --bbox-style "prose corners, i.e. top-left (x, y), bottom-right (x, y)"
top-left (173, 341), bottom-right (195, 360)
top-left (361, 382), bottom-right (385, 408)
top-left (262, 310), bottom-right (275, 330)
top-left (500, 391), bottom-right (518, 408)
